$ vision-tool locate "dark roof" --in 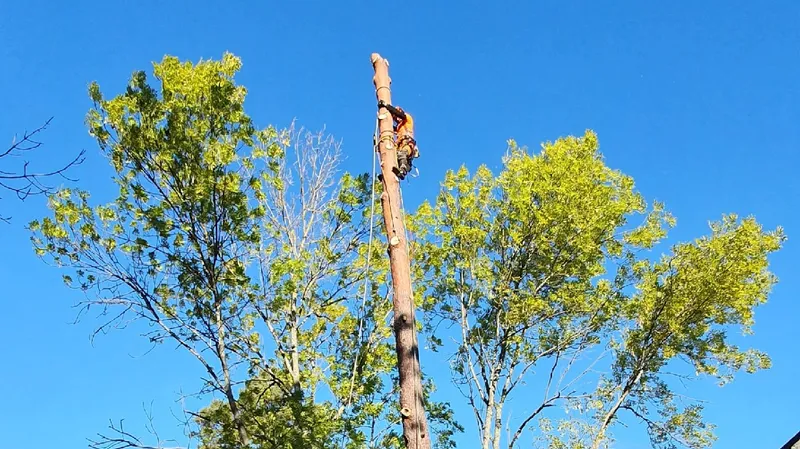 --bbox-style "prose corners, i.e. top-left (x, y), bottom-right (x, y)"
top-left (780, 431), bottom-right (800, 449)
